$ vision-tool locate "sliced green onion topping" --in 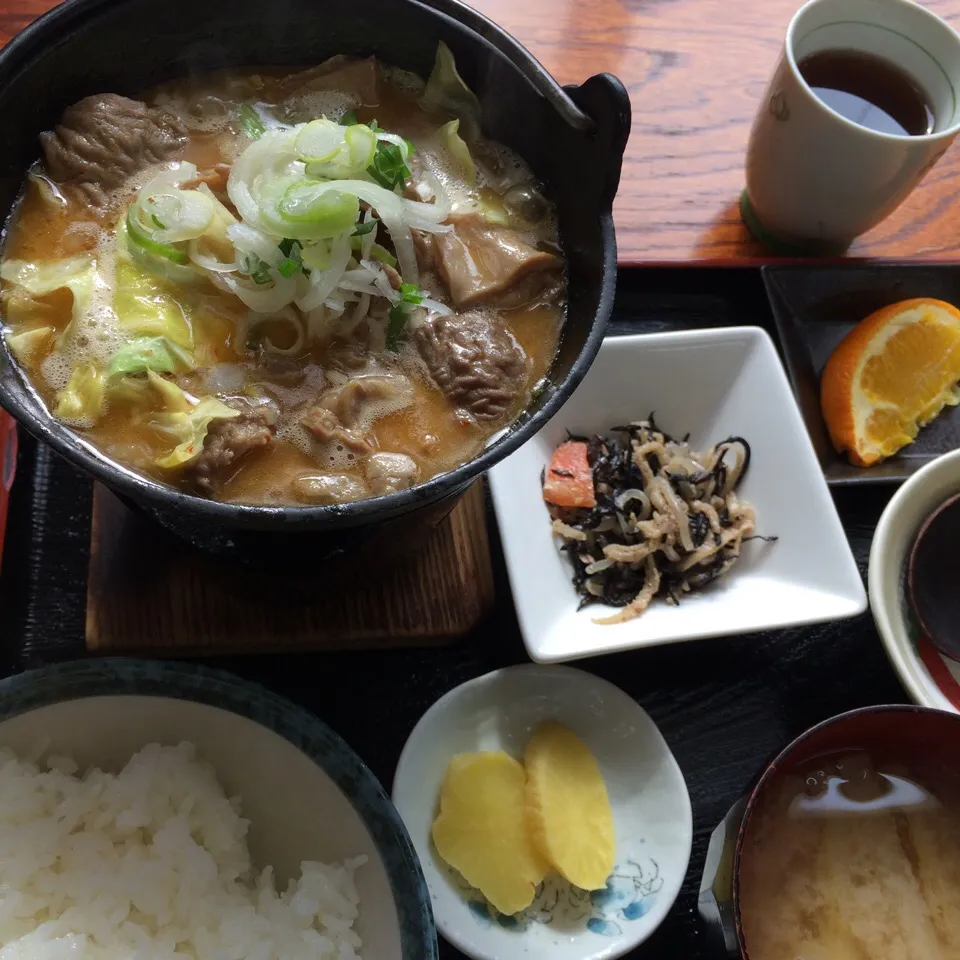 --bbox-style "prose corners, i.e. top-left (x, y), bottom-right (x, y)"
top-left (295, 119), bottom-right (345, 163)
top-left (277, 257), bottom-right (299, 278)
top-left (345, 125), bottom-right (378, 172)
top-left (240, 253), bottom-right (273, 285)
top-left (237, 103), bottom-right (267, 140)
top-left (298, 121), bottom-right (377, 178)
top-left (277, 181), bottom-right (360, 232)
top-left (342, 110), bottom-right (358, 126)
top-left (276, 239), bottom-right (304, 277)
top-left (352, 219), bottom-right (377, 236)
top-left (126, 209), bottom-right (189, 265)
top-left (151, 214), bottom-right (166, 230)
top-left (397, 282), bottom-right (424, 303)
top-left (367, 141), bottom-right (411, 192)
top-left (370, 243), bottom-right (397, 267)
top-left (386, 283), bottom-right (424, 351)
